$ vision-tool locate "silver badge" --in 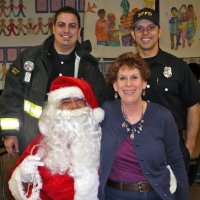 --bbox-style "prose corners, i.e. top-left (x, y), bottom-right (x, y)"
top-left (24, 61), bottom-right (34, 83)
top-left (24, 61), bottom-right (34, 72)
top-left (163, 66), bottom-right (172, 78)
